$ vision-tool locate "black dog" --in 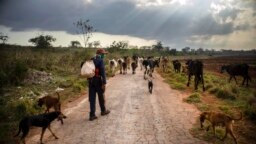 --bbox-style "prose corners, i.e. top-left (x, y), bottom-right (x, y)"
top-left (14, 111), bottom-right (67, 144)
top-left (148, 73), bottom-right (153, 94)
